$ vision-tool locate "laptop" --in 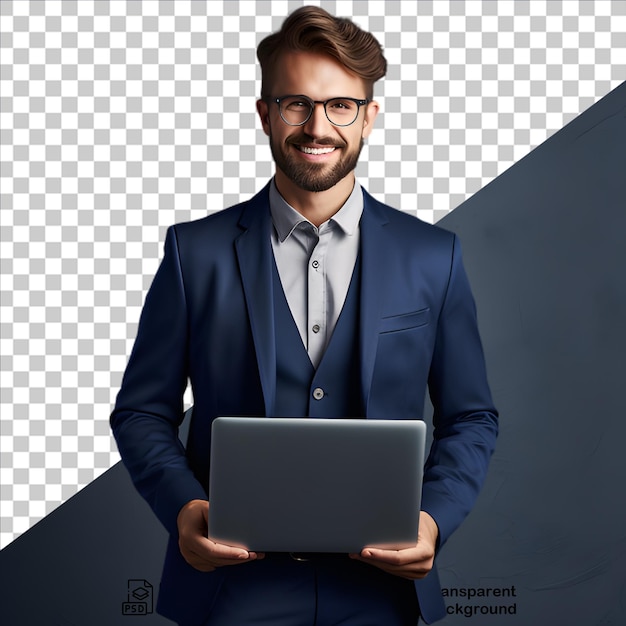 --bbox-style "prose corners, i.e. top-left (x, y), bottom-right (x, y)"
top-left (207, 417), bottom-right (427, 553)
